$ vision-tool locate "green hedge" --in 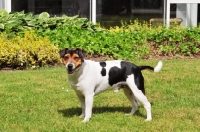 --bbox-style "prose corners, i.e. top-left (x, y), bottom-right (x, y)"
top-left (0, 10), bottom-right (200, 69)
top-left (45, 20), bottom-right (200, 59)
